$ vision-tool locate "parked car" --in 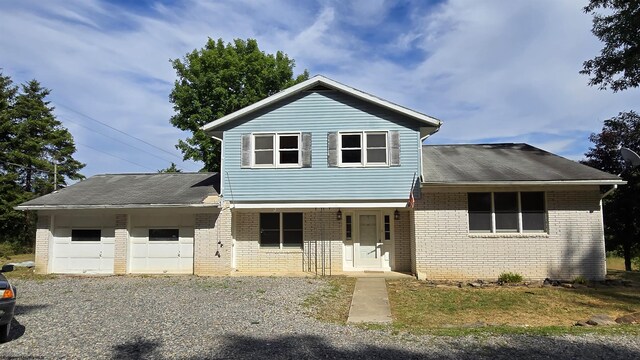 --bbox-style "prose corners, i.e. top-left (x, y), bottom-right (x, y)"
top-left (0, 265), bottom-right (16, 343)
